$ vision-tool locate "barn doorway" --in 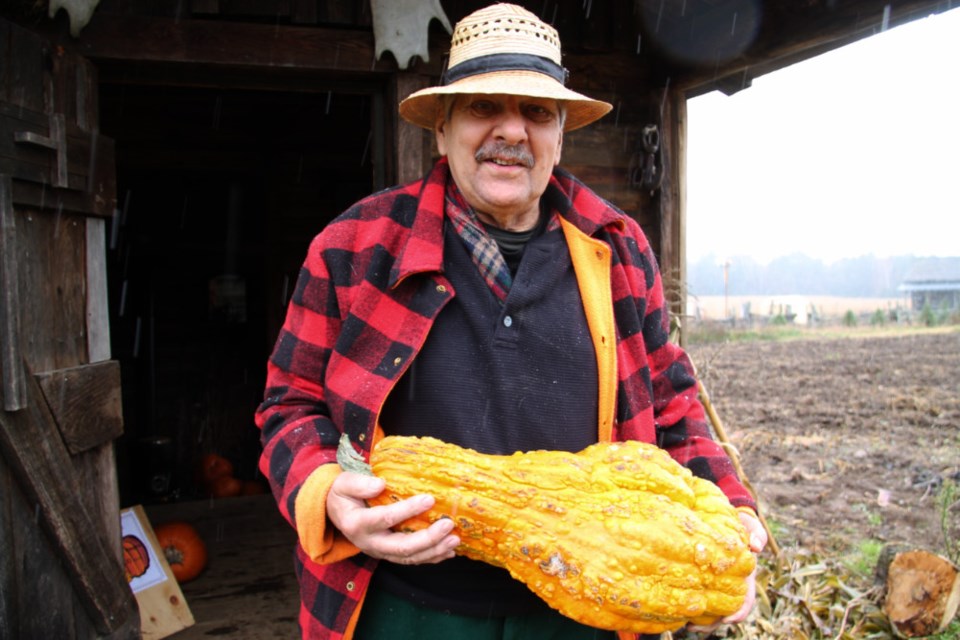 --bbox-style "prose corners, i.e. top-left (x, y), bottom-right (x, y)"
top-left (98, 79), bottom-right (385, 507)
